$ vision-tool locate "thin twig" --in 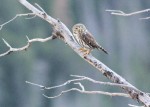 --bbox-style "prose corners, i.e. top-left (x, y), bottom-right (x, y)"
top-left (0, 13), bottom-right (35, 30)
top-left (74, 82), bottom-right (85, 91)
top-left (140, 17), bottom-right (150, 20)
top-left (26, 81), bottom-right (45, 88)
top-left (106, 9), bottom-right (150, 20)
top-left (25, 14), bottom-right (36, 19)
top-left (128, 104), bottom-right (144, 107)
top-left (106, 9), bottom-right (150, 16)
top-left (28, 78), bottom-right (85, 90)
top-left (71, 75), bottom-right (132, 88)
top-left (35, 3), bottom-right (47, 15)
